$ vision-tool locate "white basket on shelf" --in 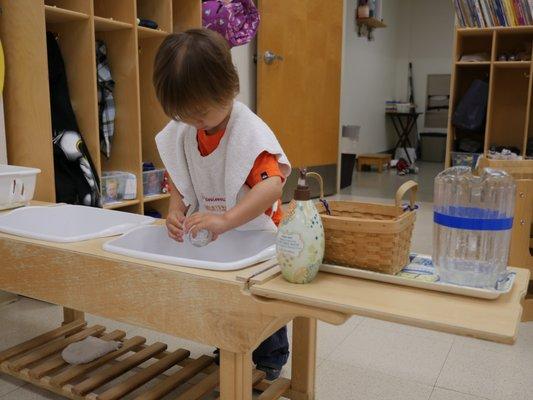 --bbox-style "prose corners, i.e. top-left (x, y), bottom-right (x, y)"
top-left (0, 165), bottom-right (40, 210)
